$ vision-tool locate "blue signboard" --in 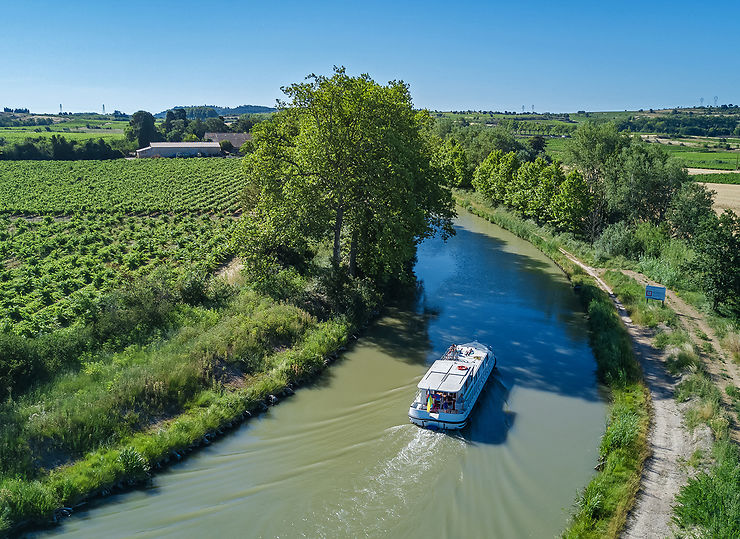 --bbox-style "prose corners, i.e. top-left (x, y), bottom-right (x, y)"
top-left (645, 285), bottom-right (666, 303)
